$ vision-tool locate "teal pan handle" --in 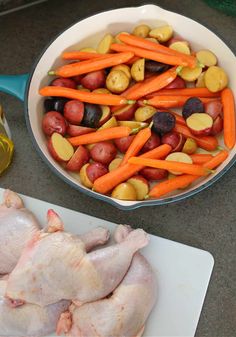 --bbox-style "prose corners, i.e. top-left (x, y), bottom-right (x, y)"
top-left (0, 74), bottom-right (29, 101)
